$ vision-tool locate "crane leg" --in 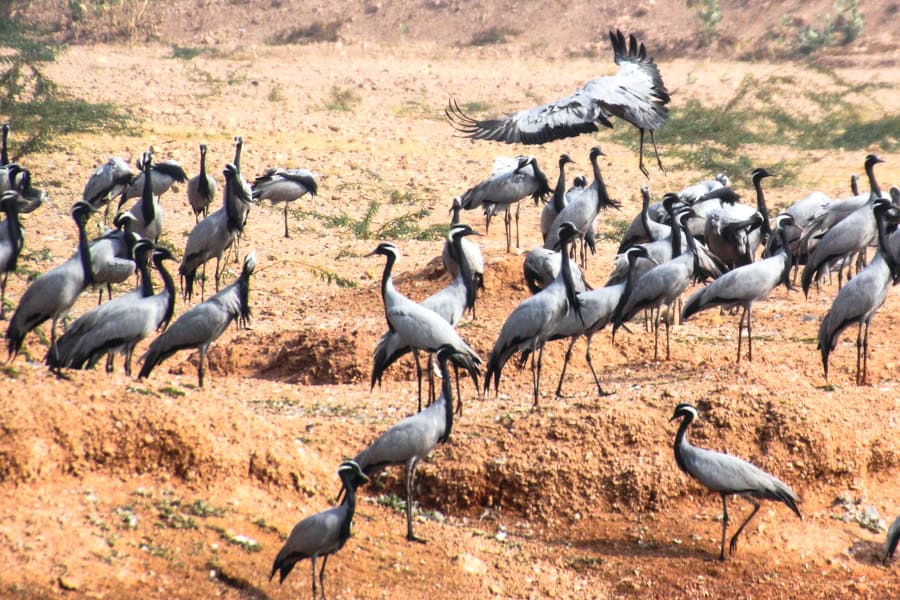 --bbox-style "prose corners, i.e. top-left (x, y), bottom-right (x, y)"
top-left (198, 346), bottom-right (207, 387)
top-left (729, 497), bottom-right (761, 556)
top-left (649, 129), bottom-right (666, 174)
top-left (310, 555), bottom-right (318, 599)
top-left (746, 305), bottom-right (753, 362)
top-left (718, 493), bottom-right (729, 562)
top-left (585, 335), bottom-right (612, 396)
top-left (638, 129), bottom-right (650, 178)
top-left (406, 457), bottom-right (426, 543)
top-left (535, 344), bottom-right (545, 407)
top-left (504, 206), bottom-right (512, 253)
top-left (859, 319), bottom-right (871, 386)
top-left (453, 363), bottom-right (463, 417)
top-left (555, 336), bottom-right (578, 398)
top-left (200, 262), bottom-right (207, 301)
top-left (413, 349), bottom-right (423, 412)
top-left (283, 204), bottom-right (290, 238)
top-left (0, 272), bottom-right (6, 320)
top-left (653, 308), bottom-right (661, 361)
top-left (318, 554), bottom-right (328, 600)
top-left (855, 321), bottom-right (863, 386)
top-left (515, 201), bottom-right (521, 249)
top-left (664, 304), bottom-right (671, 360)
top-left (214, 257), bottom-right (222, 293)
